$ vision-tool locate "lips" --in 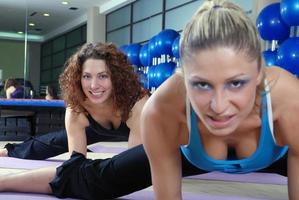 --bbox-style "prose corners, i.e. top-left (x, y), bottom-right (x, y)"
top-left (89, 90), bottom-right (104, 97)
top-left (206, 114), bottom-right (235, 129)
